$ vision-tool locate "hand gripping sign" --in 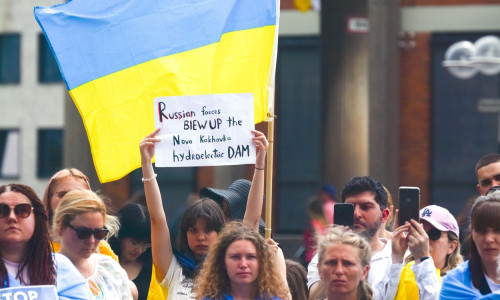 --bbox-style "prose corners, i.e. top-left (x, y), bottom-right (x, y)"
top-left (153, 94), bottom-right (256, 167)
